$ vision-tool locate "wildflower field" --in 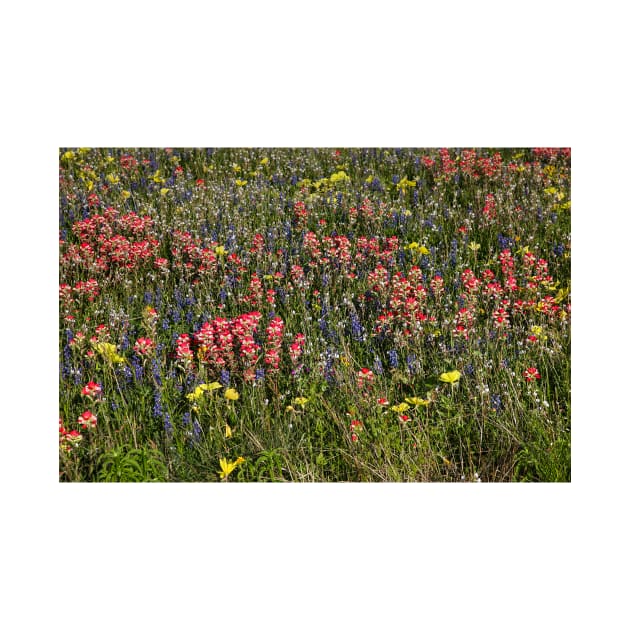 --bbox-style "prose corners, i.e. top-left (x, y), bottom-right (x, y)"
top-left (59, 147), bottom-right (571, 482)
